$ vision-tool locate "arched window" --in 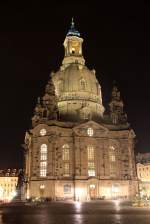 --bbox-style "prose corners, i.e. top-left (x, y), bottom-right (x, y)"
top-left (80, 78), bottom-right (86, 90)
top-left (80, 107), bottom-right (91, 120)
top-left (109, 146), bottom-right (115, 162)
top-left (62, 144), bottom-right (70, 161)
top-left (71, 47), bottom-right (75, 54)
top-left (40, 144), bottom-right (47, 177)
